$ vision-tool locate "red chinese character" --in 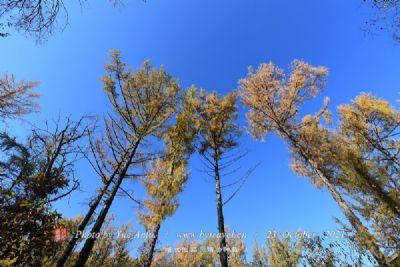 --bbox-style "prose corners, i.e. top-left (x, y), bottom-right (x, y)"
top-left (54, 227), bottom-right (68, 241)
